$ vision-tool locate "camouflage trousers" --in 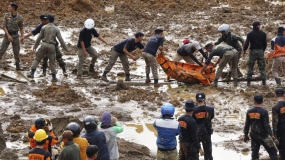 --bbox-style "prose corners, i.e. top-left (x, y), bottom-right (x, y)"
top-left (42, 45), bottom-right (65, 70)
top-left (246, 49), bottom-right (266, 81)
top-left (250, 133), bottom-right (277, 160)
top-left (179, 142), bottom-right (199, 160)
top-left (157, 148), bottom-right (178, 160)
top-left (199, 134), bottom-right (213, 160)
